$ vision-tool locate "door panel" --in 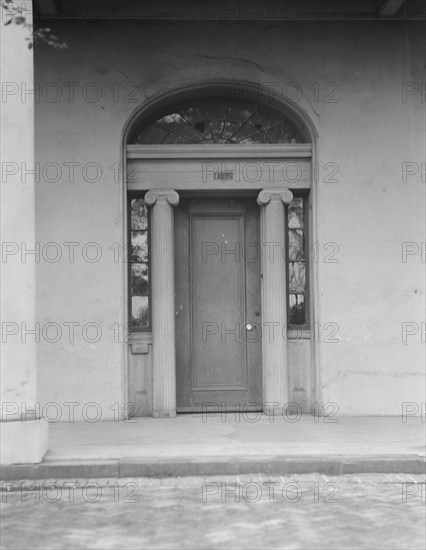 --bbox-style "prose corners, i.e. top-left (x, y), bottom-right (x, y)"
top-left (175, 198), bottom-right (262, 412)
top-left (191, 214), bottom-right (246, 390)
